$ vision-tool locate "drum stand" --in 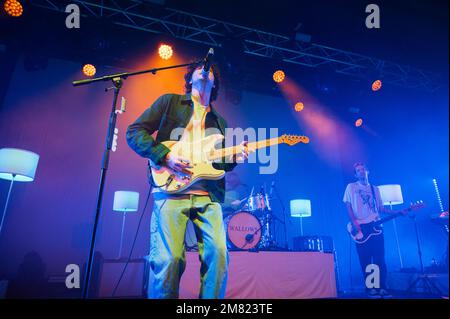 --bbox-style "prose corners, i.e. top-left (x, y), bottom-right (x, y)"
top-left (258, 209), bottom-right (285, 251)
top-left (241, 184), bottom-right (287, 251)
